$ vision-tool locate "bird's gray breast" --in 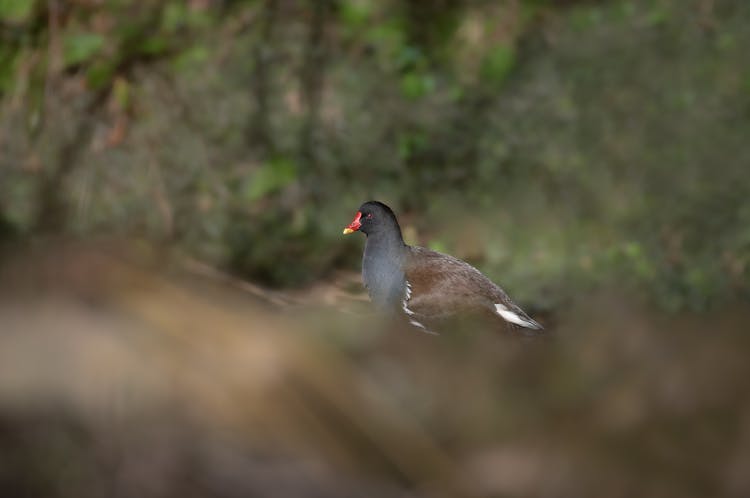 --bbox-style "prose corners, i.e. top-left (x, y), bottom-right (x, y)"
top-left (362, 251), bottom-right (406, 311)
